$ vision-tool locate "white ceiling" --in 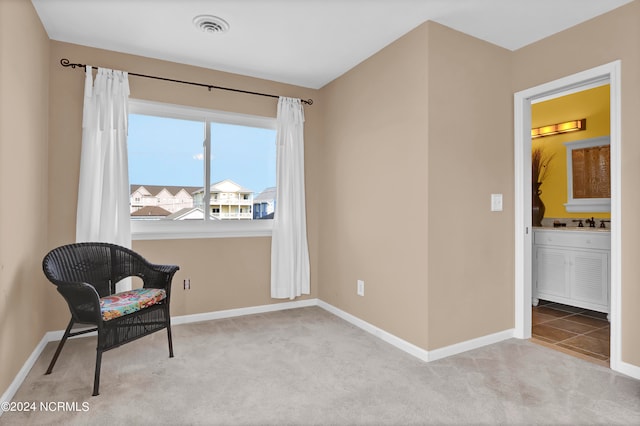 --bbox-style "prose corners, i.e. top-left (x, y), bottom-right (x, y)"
top-left (32, 0), bottom-right (633, 89)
